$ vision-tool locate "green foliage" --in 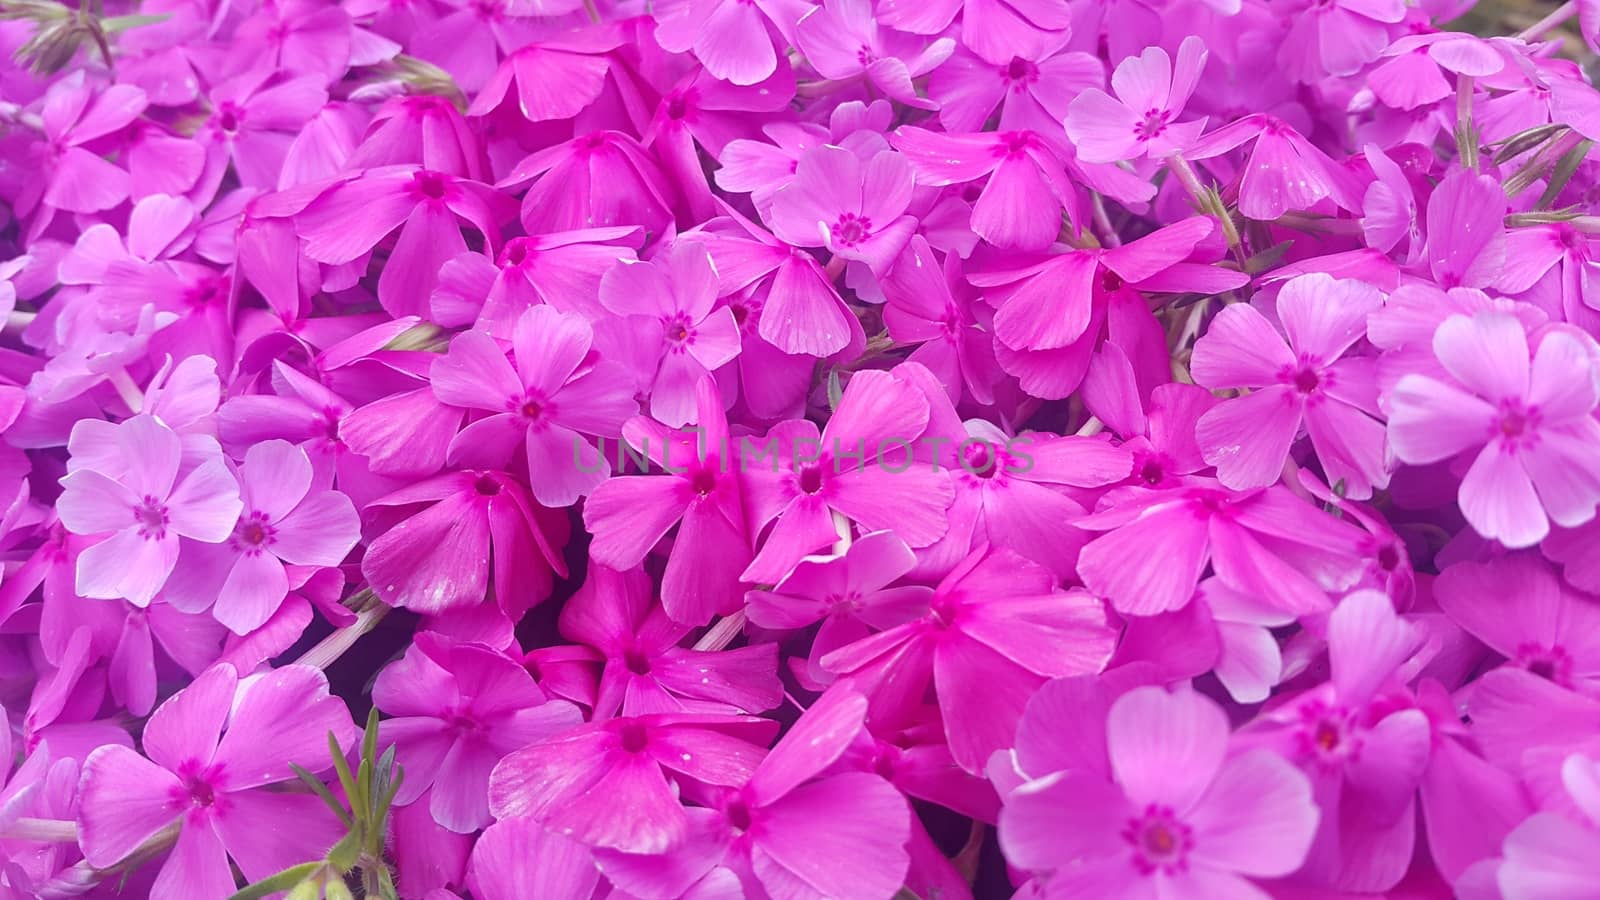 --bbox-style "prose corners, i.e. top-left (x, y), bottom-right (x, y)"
top-left (227, 708), bottom-right (403, 900)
